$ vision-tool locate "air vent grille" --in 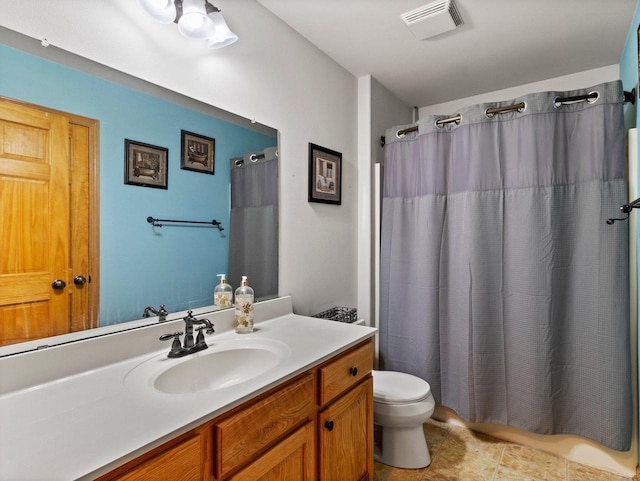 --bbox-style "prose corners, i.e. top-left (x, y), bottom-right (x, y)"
top-left (401, 0), bottom-right (464, 40)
